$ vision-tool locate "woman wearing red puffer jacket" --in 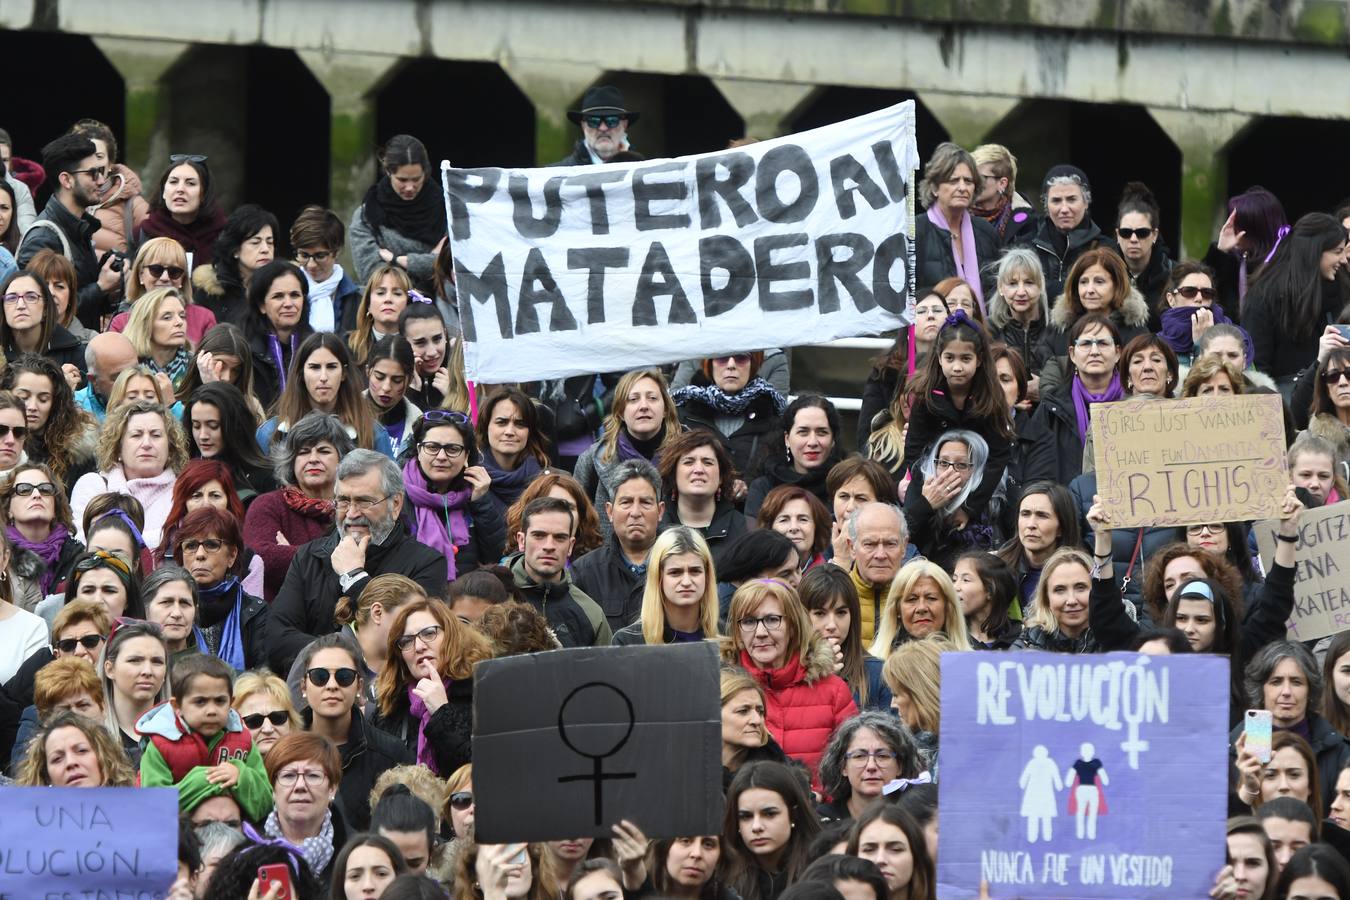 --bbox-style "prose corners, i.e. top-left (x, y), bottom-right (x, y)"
top-left (723, 579), bottom-right (857, 780)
